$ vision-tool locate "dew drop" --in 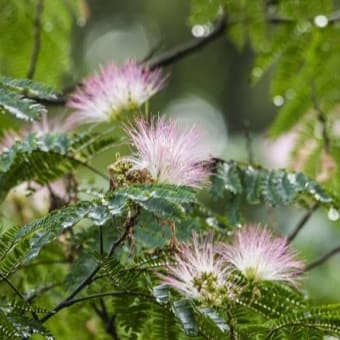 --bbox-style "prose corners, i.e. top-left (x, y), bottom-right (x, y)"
top-left (314, 15), bottom-right (328, 28)
top-left (62, 220), bottom-right (73, 229)
top-left (328, 207), bottom-right (339, 221)
top-left (206, 217), bottom-right (217, 227)
top-left (191, 24), bottom-right (212, 38)
top-left (273, 95), bottom-right (284, 107)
